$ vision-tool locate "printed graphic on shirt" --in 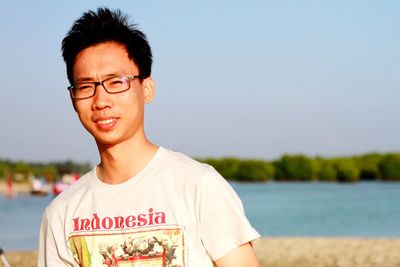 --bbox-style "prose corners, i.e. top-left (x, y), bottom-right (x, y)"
top-left (68, 226), bottom-right (185, 267)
